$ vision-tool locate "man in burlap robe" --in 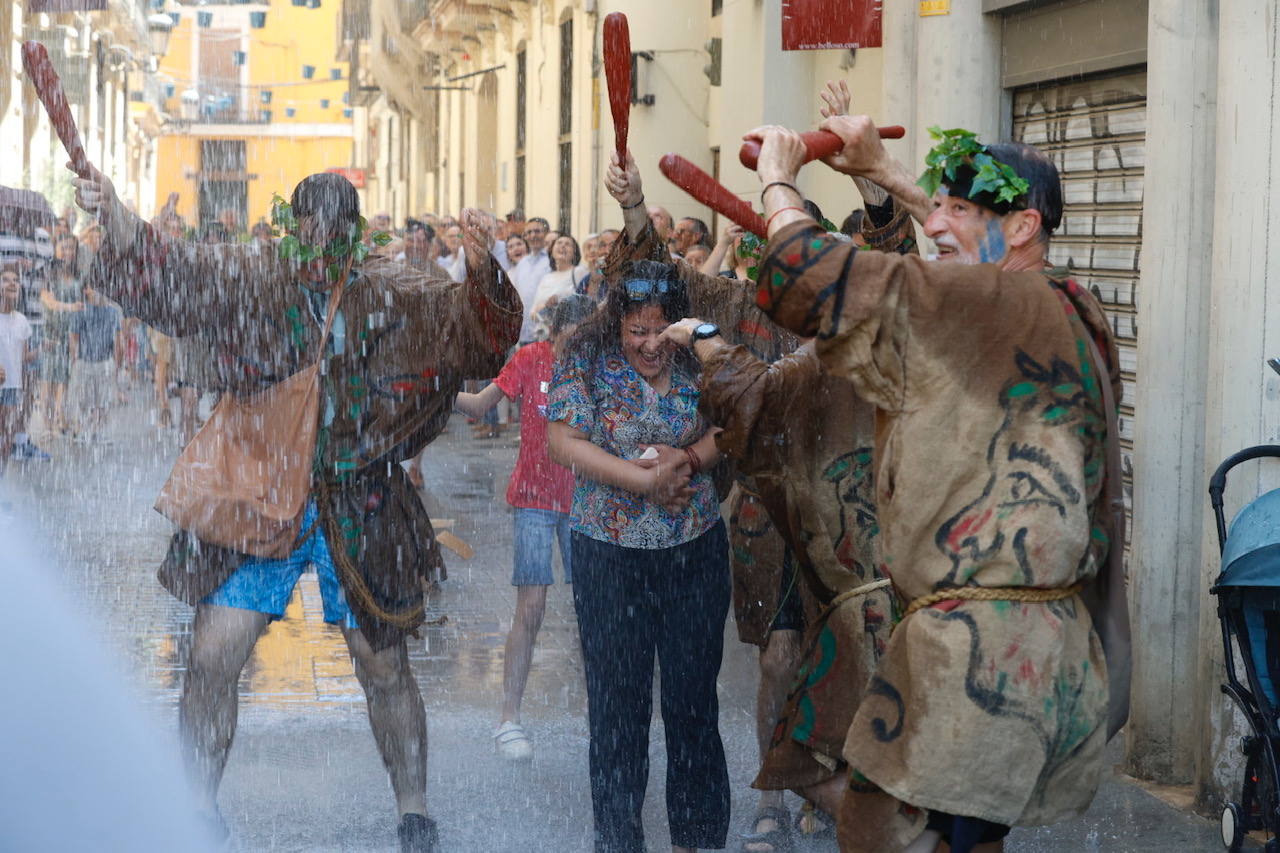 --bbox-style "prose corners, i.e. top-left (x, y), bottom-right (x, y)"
top-left (73, 166), bottom-right (520, 853)
top-left (665, 195), bottom-right (916, 853)
top-left (744, 118), bottom-right (1129, 853)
